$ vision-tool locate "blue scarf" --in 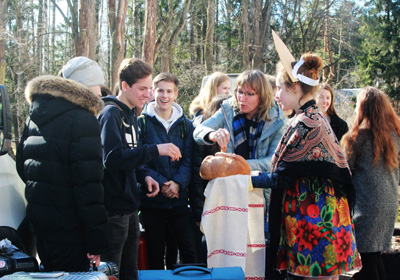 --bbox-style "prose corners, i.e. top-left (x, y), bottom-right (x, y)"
top-left (232, 114), bottom-right (265, 159)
